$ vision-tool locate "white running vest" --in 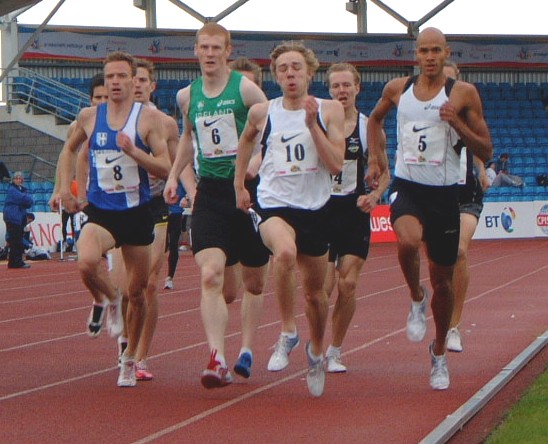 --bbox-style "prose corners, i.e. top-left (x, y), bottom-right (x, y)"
top-left (395, 80), bottom-right (460, 186)
top-left (258, 97), bottom-right (332, 210)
